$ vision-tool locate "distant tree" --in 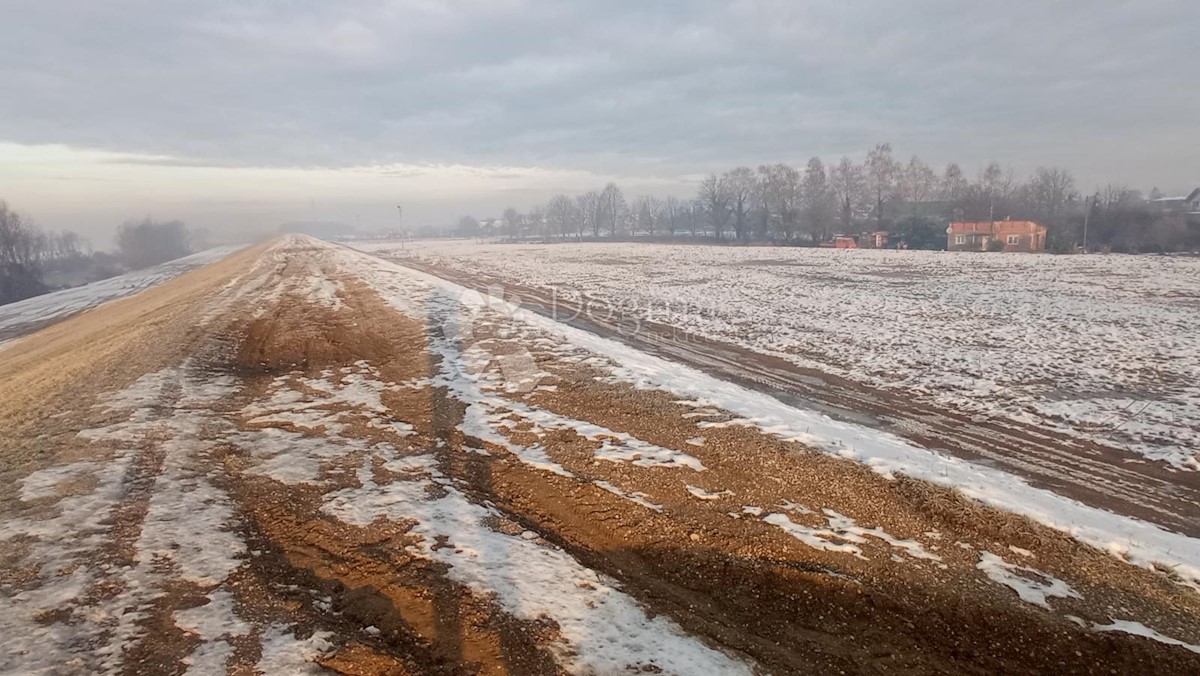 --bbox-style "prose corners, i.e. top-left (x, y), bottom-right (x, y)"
top-left (1027, 167), bottom-right (1076, 226)
top-left (800, 158), bottom-right (834, 242)
top-left (502, 207), bottom-right (522, 241)
top-left (758, 163), bottom-right (800, 241)
top-left (686, 200), bottom-right (702, 238)
top-left (940, 163), bottom-right (969, 202)
top-left (865, 143), bottom-right (899, 229)
top-left (663, 196), bottom-right (681, 236)
top-left (527, 205), bottom-right (546, 241)
top-left (898, 155), bottom-right (938, 204)
top-left (0, 201), bottom-right (48, 304)
top-left (576, 192), bottom-right (600, 239)
top-left (722, 166), bottom-right (756, 241)
top-left (46, 230), bottom-right (90, 260)
top-left (1100, 184), bottom-right (1142, 209)
top-left (753, 167), bottom-right (772, 239)
top-left (633, 195), bottom-right (663, 236)
top-left (980, 161), bottom-right (1017, 220)
top-left (600, 183), bottom-right (625, 237)
top-left (830, 158), bottom-right (866, 233)
top-left (546, 195), bottom-right (575, 240)
top-left (115, 217), bottom-right (191, 270)
top-left (698, 173), bottom-right (730, 240)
